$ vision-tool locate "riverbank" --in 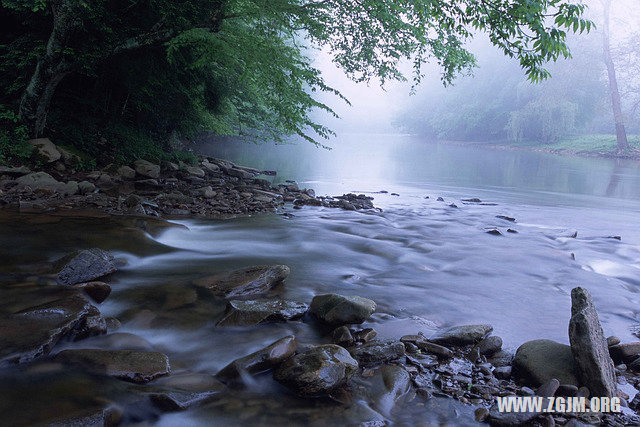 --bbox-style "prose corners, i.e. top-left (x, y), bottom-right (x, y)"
top-left (442, 135), bottom-right (640, 161)
top-left (0, 138), bottom-right (376, 218)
